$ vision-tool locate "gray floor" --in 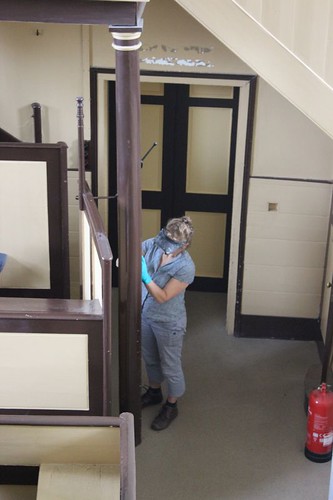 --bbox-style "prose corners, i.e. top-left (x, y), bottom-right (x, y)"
top-left (0, 292), bottom-right (331, 500)
top-left (137, 291), bottom-right (332, 500)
